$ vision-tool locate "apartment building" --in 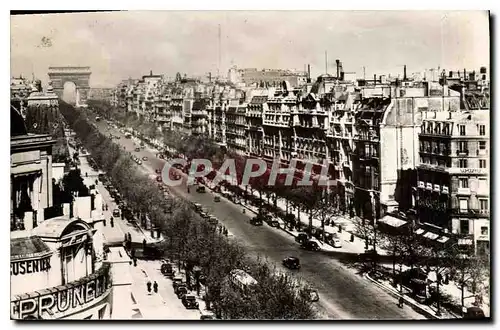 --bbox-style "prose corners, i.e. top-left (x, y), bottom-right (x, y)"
top-left (415, 110), bottom-right (489, 256)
